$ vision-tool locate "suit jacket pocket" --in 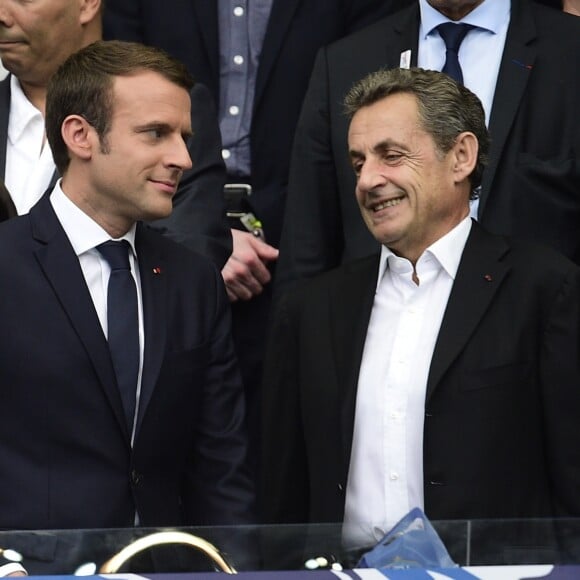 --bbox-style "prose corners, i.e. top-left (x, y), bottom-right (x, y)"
top-left (460, 361), bottom-right (530, 391)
